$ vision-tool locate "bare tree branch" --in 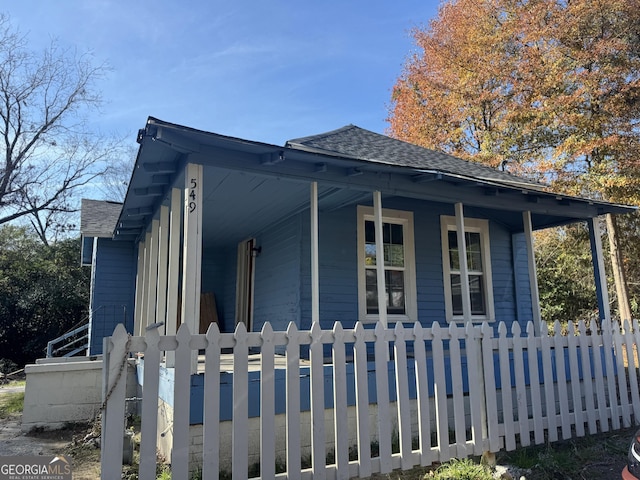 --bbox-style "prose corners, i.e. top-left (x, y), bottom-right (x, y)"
top-left (0, 13), bottom-right (118, 241)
